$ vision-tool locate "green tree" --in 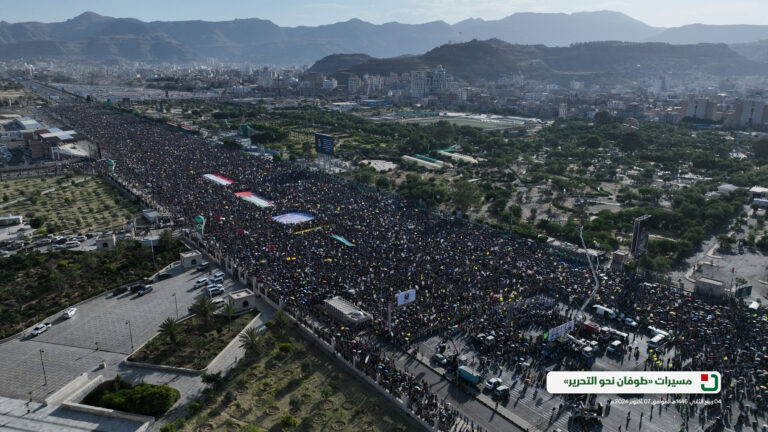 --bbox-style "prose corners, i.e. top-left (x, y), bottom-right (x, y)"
top-left (717, 234), bottom-right (736, 252)
top-left (753, 138), bottom-right (768, 161)
top-left (451, 180), bottom-right (481, 213)
top-left (200, 371), bottom-right (224, 390)
top-left (189, 297), bottom-right (216, 329)
top-left (618, 132), bottom-right (645, 152)
top-left (159, 230), bottom-right (174, 250)
top-left (238, 327), bottom-right (261, 358)
top-left (158, 317), bottom-right (181, 345)
top-left (223, 303), bottom-right (236, 327)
